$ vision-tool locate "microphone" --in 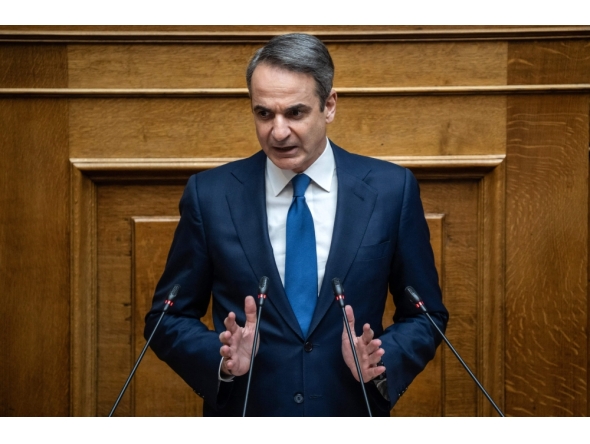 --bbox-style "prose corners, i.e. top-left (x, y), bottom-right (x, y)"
top-left (405, 286), bottom-right (505, 417)
top-left (108, 284), bottom-right (180, 417)
top-left (242, 276), bottom-right (269, 417)
top-left (332, 278), bottom-right (372, 417)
